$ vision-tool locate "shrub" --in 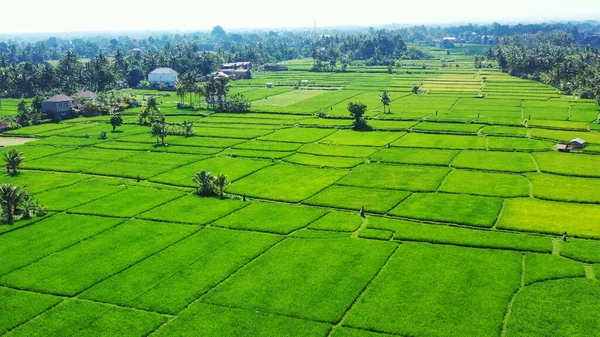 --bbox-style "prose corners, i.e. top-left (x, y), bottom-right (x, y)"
top-left (99, 130), bottom-right (107, 140)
